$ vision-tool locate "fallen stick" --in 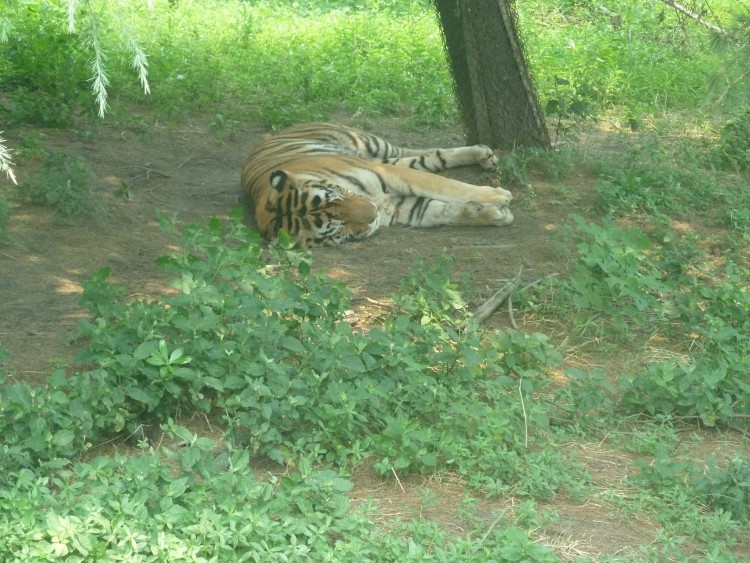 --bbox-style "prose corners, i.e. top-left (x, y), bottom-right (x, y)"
top-left (472, 273), bottom-right (557, 325)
